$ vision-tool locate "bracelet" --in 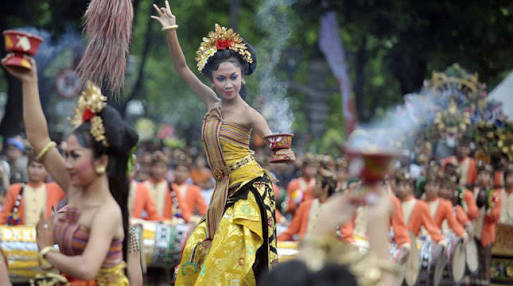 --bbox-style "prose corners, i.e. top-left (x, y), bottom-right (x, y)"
top-left (37, 141), bottom-right (57, 162)
top-left (38, 246), bottom-right (57, 271)
top-left (162, 24), bottom-right (179, 31)
top-left (128, 226), bottom-right (140, 254)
